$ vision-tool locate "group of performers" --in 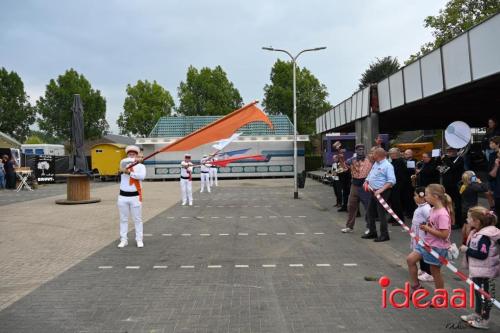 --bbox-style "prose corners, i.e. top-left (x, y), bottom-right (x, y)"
top-left (117, 146), bottom-right (219, 248)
